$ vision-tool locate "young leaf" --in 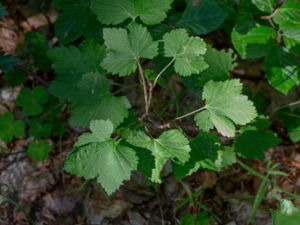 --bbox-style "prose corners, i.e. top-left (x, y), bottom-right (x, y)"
top-left (0, 113), bottom-right (25, 143)
top-left (27, 140), bottom-right (51, 162)
top-left (127, 129), bottom-right (191, 183)
top-left (16, 86), bottom-right (48, 116)
top-left (163, 29), bottom-right (208, 76)
top-left (64, 120), bottom-right (138, 195)
top-left (177, 0), bottom-right (227, 35)
top-left (195, 79), bottom-right (257, 137)
top-left (90, 0), bottom-right (173, 25)
top-left (101, 23), bottom-right (158, 76)
top-left (264, 46), bottom-right (300, 94)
